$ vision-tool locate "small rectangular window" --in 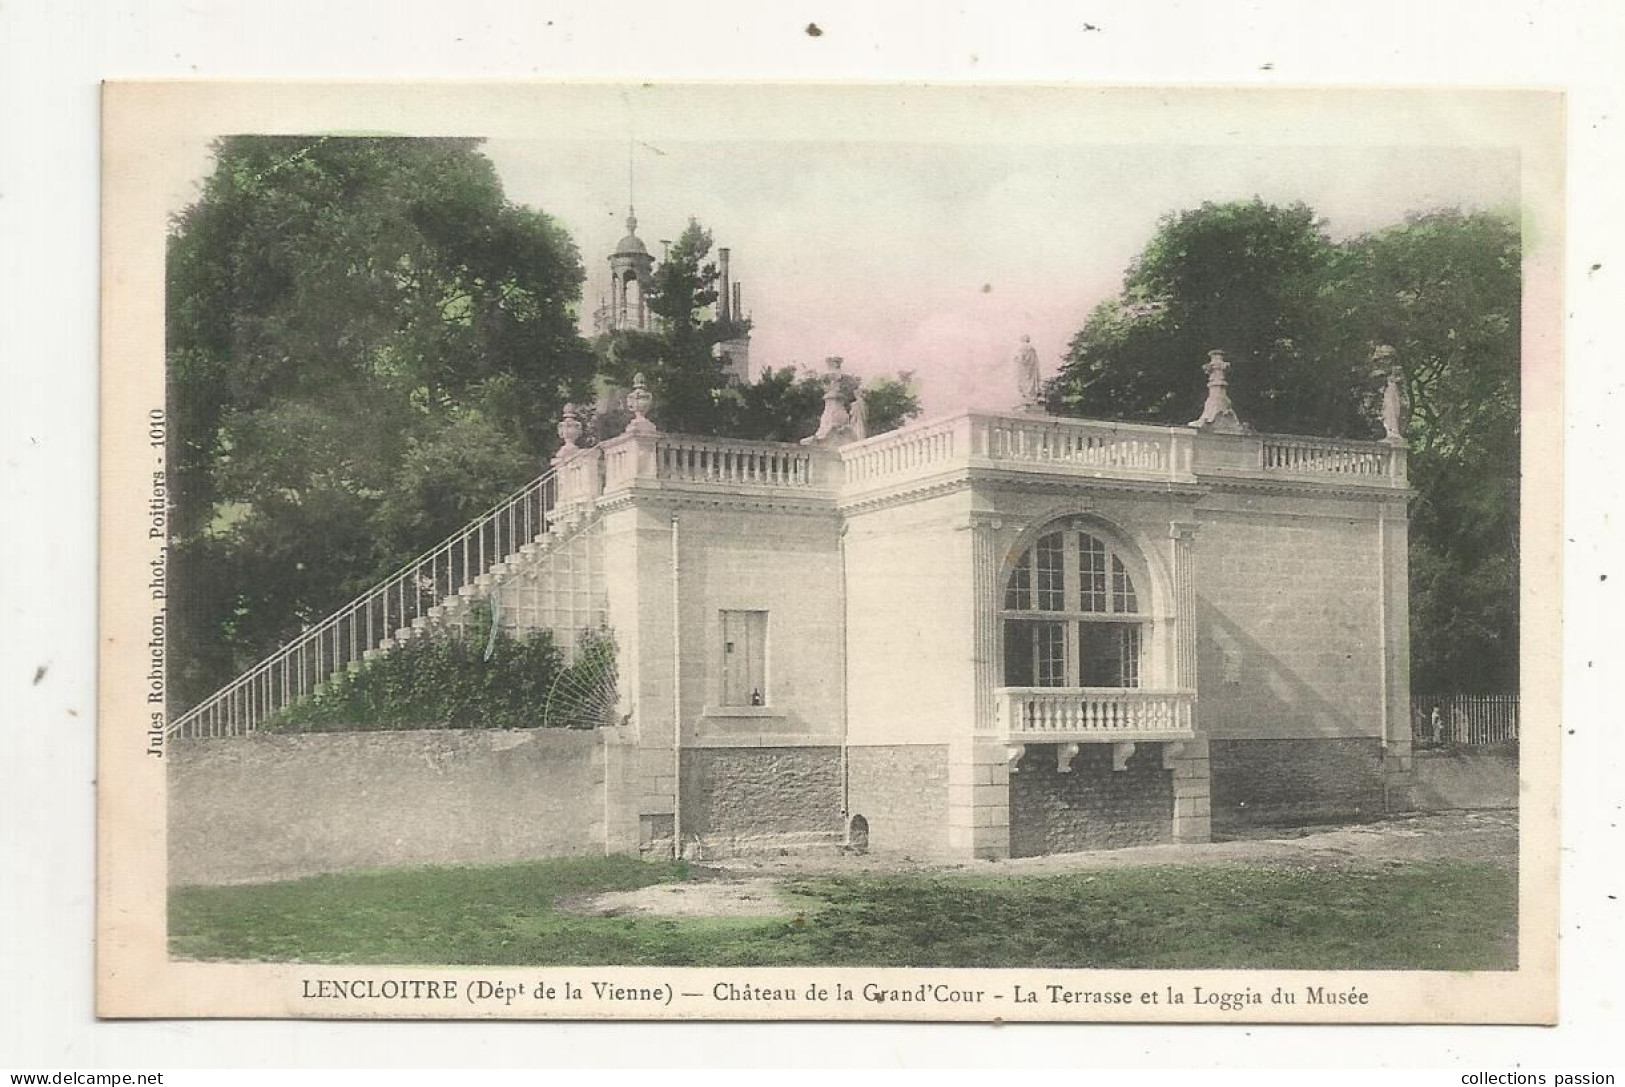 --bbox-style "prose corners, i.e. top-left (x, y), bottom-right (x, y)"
top-left (721, 610), bottom-right (768, 706)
